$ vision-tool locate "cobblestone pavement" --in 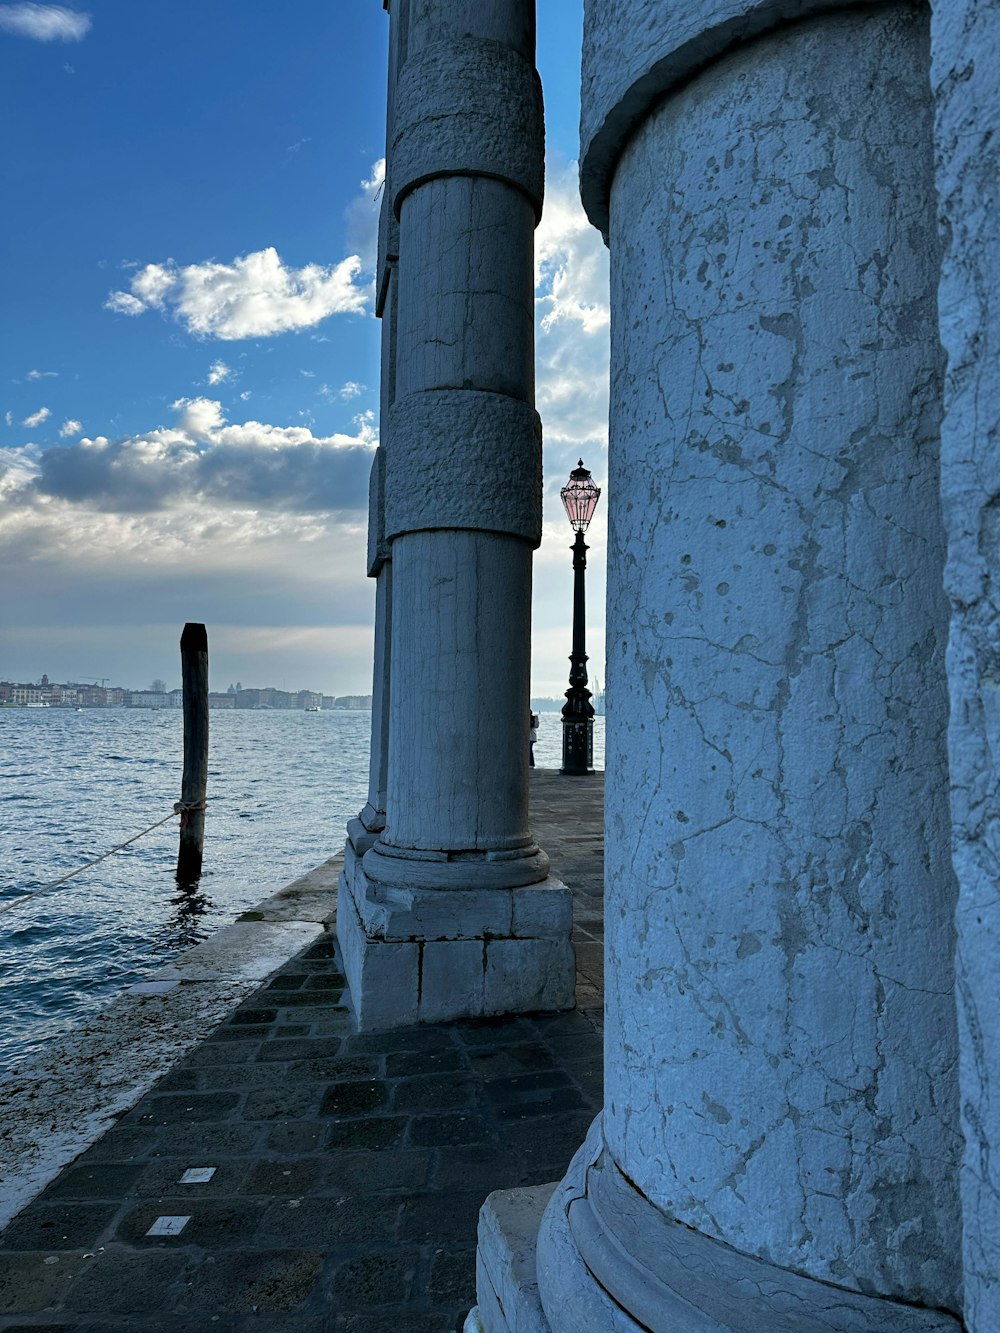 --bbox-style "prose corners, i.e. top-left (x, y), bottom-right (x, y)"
top-left (0, 771), bottom-right (604, 1332)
